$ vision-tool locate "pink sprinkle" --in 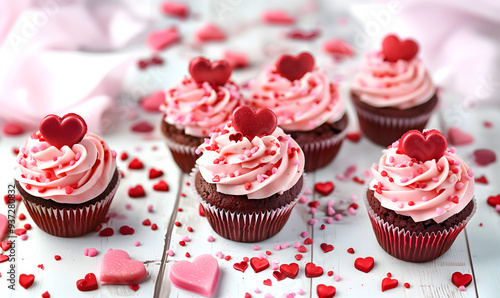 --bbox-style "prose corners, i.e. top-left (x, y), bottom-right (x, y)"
top-left (264, 294), bottom-right (274, 298)
top-left (310, 207), bottom-right (317, 214)
top-left (166, 250), bottom-right (174, 256)
top-left (270, 262), bottom-right (279, 270)
top-left (182, 236), bottom-right (190, 242)
top-left (444, 204), bottom-right (451, 209)
top-left (53, 156), bottom-right (58, 162)
top-left (397, 202), bottom-right (404, 209)
top-left (85, 248), bottom-right (97, 257)
top-left (422, 196), bottom-right (428, 201)
top-left (134, 241), bottom-right (141, 247)
top-left (303, 188), bottom-right (312, 195)
top-left (258, 253), bottom-right (268, 259)
top-left (298, 196), bottom-right (309, 204)
top-left (334, 275), bottom-right (341, 282)
top-left (147, 205), bottom-right (154, 212)
top-left (348, 207), bottom-right (356, 215)
top-left (297, 288), bottom-right (304, 295)
top-left (293, 160), bottom-right (299, 166)
top-left (336, 174), bottom-right (345, 180)
top-left (325, 217), bottom-right (333, 224)
top-left (58, 164), bottom-right (63, 169)
top-left (432, 177), bottom-right (439, 182)
top-left (455, 182), bottom-right (464, 190)
top-left (20, 235), bottom-right (27, 241)
top-left (271, 167), bottom-right (278, 174)
top-left (449, 147), bottom-right (456, 154)
top-left (327, 206), bottom-right (335, 216)
top-left (308, 218), bottom-right (318, 225)
top-left (363, 169), bottom-right (372, 178)
top-left (20, 159), bottom-right (26, 167)
top-left (195, 148), bottom-right (202, 155)
top-left (257, 174), bottom-right (265, 183)
top-left (327, 199), bottom-right (335, 207)
top-left (390, 197), bottom-right (397, 203)
top-left (300, 231), bottom-right (309, 238)
top-left (459, 286), bottom-right (466, 291)
top-left (334, 214), bottom-right (343, 221)
top-left (280, 242), bottom-right (289, 249)
top-left (467, 168), bottom-right (474, 177)
top-left (436, 208), bottom-right (443, 214)
top-left (254, 287), bottom-right (261, 294)
top-left (273, 245), bottom-right (281, 251)
top-left (215, 251), bottom-right (223, 259)
top-left (351, 195), bottom-right (357, 201)
top-left (293, 241), bottom-right (301, 248)
top-left (125, 204), bottom-right (132, 210)
top-left (400, 177), bottom-right (409, 183)
top-left (389, 156), bottom-right (395, 163)
top-left (207, 236), bottom-right (215, 242)
top-left (253, 245), bottom-right (261, 250)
